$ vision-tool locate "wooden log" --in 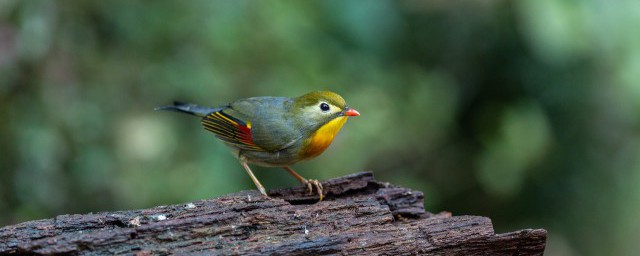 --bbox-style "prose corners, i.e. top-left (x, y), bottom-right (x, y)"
top-left (0, 172), bottom-right (546, 255)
